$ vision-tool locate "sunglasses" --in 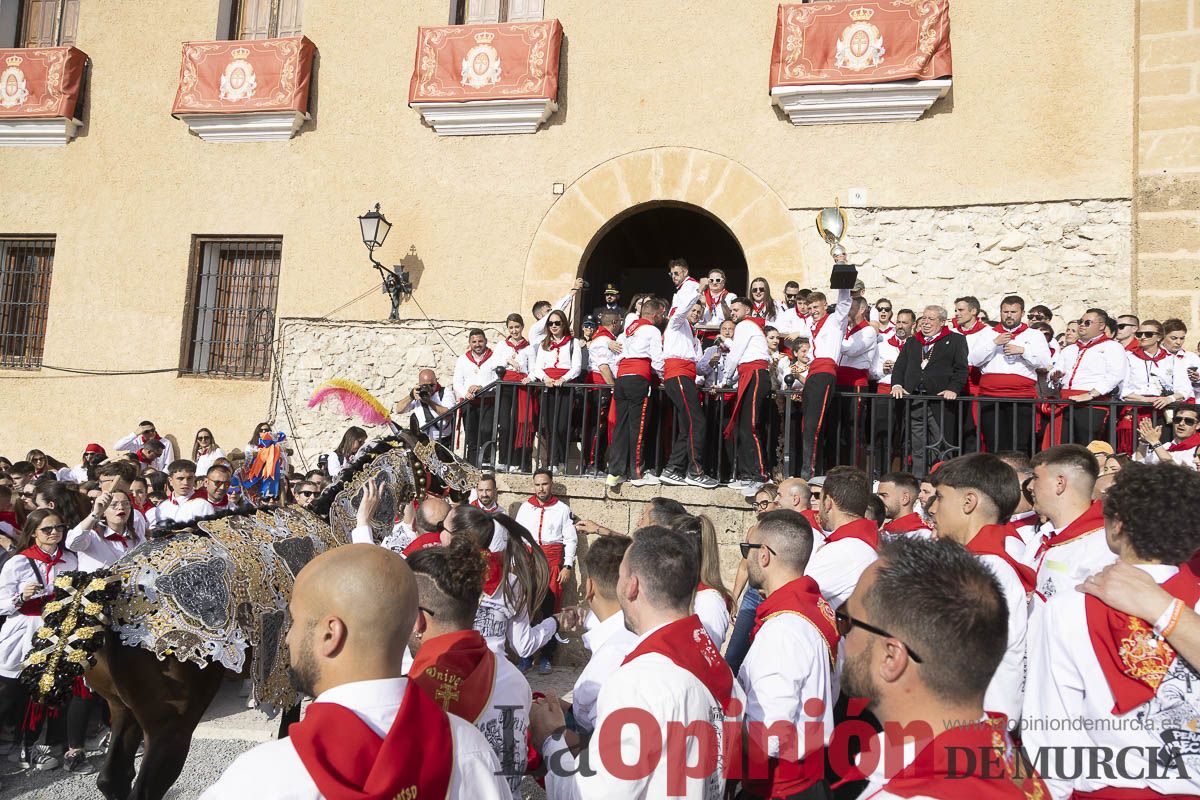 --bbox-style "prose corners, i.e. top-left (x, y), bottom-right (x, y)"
top-left (1027, 314), bottom-right (1046, 321)
top-left (877, 306), bottom-right (892, 312)
top-left (834, 607), bottom-right (923, 663)
top-left (21, 491), bottom-right (35, 498)
top-left (1135, 331), bottom-right (1158, 339)
top-left (709, 277), bottom-right (724, 282)
top-left (1176, 417), bottom-right (1200, 426)
top-left (739, 541), bottom-right (776, 558)
top-left (1118, 323), bottom-right (1137, 329)
top-left (785, 294), bottom-right (799, 300)
top-left (197, 435), bottom-right (212, 442)
top-left (38, 524), bottom-right (67, 534)
top-left (751, 287), bottom-right (766, 292)
top-left (548, 321), bottom-right (564, 327)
